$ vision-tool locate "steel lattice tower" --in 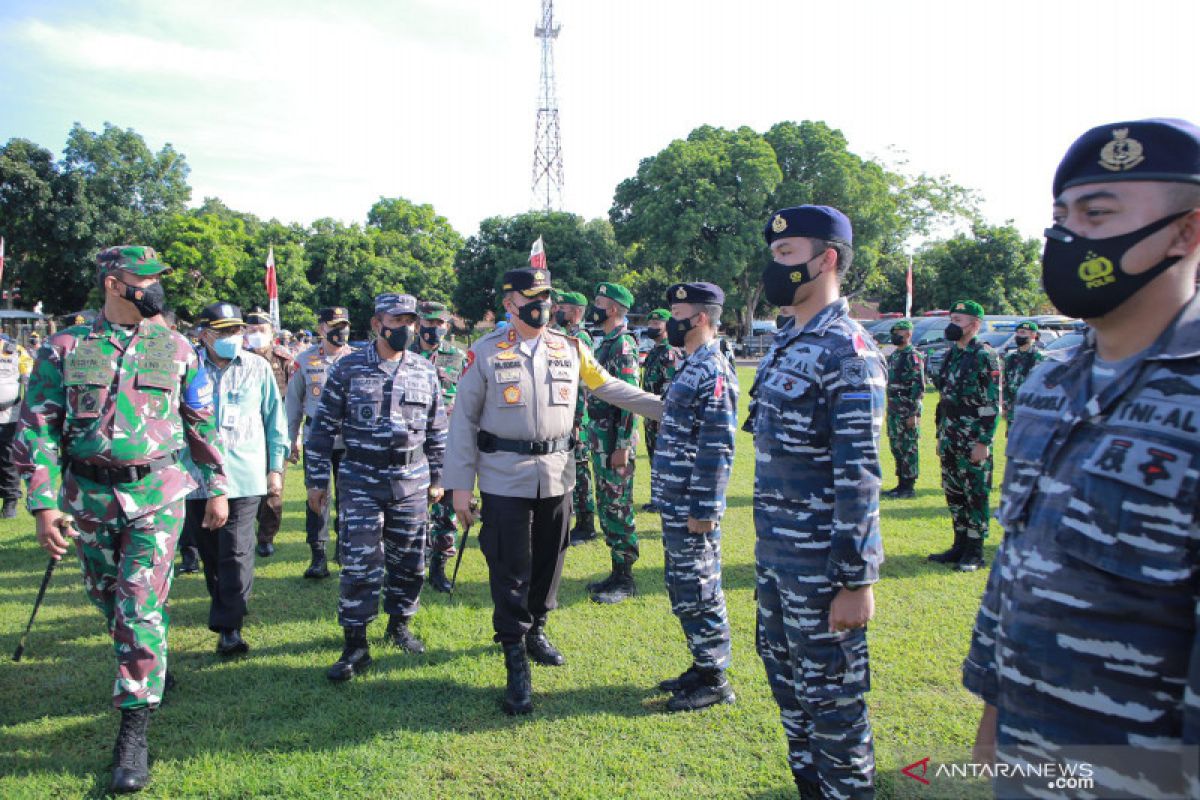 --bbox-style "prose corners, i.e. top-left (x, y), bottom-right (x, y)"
top-left (531, 0), bottom-right (564, 212)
